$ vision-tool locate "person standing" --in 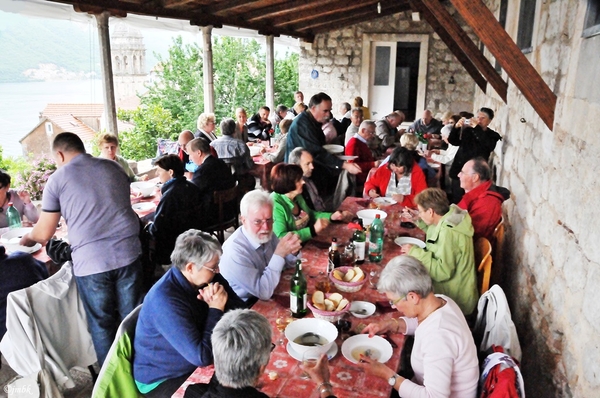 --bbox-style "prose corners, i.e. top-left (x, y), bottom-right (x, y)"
top-left (20, 132), bottom-right (143, 366)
